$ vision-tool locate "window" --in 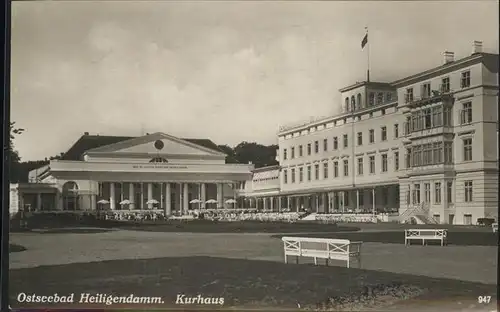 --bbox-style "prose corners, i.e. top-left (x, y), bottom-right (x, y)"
top-left (464, 214), bottom-right (472, 225)
top-left (446, 181), bottom-right (453, 203)
top-left (413, 184), bottom-right (421, 204)
top-left (444, 142), bottom-right (453, 164)
top-left (357, 93), bottom-right (362, 109)
top-left (443, 106), bottom-right (452, 126)
top-left (368, 92), bottom-right (375, 106)
top-left (291, 168), bottom-right (296, 183)
top-left (333, 137), bottom-right (338, 150)
top-left (283, 149), bottom-right (287, 160)
top-left (307, 166), bottom-right (311, 181)
top-left (461, 71), bottom-right (470, 88)
top-left (369, 129), bottom-right (374, 143)
top-left (351, 96), bottom-right (356, 109)
top-left (386, 92), bottom-right (392, 102)
top-left (421, 82), bottom-right (431, 98)
top-left (424, 183), bottom-right (430, 203)
top-left (323, 162), bottom-right (329, 179)
top-left (381, 126), bottom-right (387, 141)
top-left (405, 147), bottom-right (412, 168)
top-left (463, 138), bottom-right (472, 161)
top-left (405, 88), bottom-right (414, 103)
top-left (434, 182), bottom-right (441, 204)
top-left (376, 93), bottom-right (383, 104)
top-left (381, 154), bottom-right (388, 172)
top-left (369, 156), bottom-right (375, 174)
top-left (394, 124), bottom-right (399, 138)
top-left (460, 102), bottom-right (472, 124)
top-left (291, 147), bottom-right (295, 159)
top-left (424, 108), bottom-right (432, 129)
top-left (299, 145), bottom-right (303, 157)
top-left (394, 151), bottom-right (399, 170)
top-left (314, 141), bottom-right (319, 153)
top-left (381, 109), bottom-right (386, 115)
top-left (333, 161), bottom-right (339, 177)
top-left (357, 132), bottom-right (363, 146)
top-left (307, 143), bottom-right (311, 155)
top-left (432, 106), bottom-right (443, 127)
top-left (441, 77), bottom-right (450, 93)
top-left (464, 181), bottom-right (473, 202)
top-left (314, 164), bottom-right (319, 180)
top-left (343, 159), bottom-right (349, 176)
top-left (406, 188), bottom-right (411, 205)
top-left (345, 97), bottom-right (350, 111)
top-left (433, 142), bottom-right (443, 163)
top-left (299, 167), bottom-right (303, 182)
top-left (323, 139), bottom-right (328, 151)
top-left (357, 157), bottom-right (363, 175)
top-left (433, 214), bottom-right (441, 223)
top-left (343, 134), bottom-right (348, 148)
